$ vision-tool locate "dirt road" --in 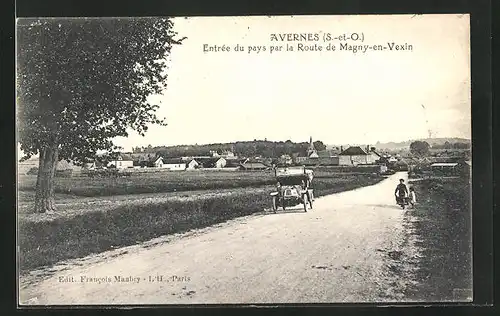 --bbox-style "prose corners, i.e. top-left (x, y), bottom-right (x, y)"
top-left (19, 172), bottom-right (422, 305)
